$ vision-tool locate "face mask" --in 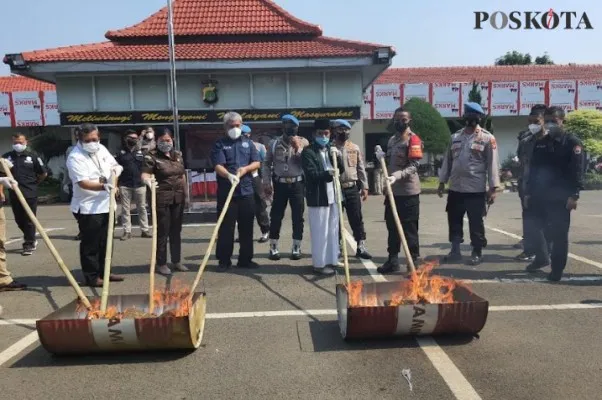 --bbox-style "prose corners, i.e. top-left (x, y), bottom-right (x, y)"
top-left (82, 141), bottom-right (100, 154)
top-left (394, 121), bottom-right (408, 132)
top-left (145, 132), bottom-right (154, 140)
top-left (315, 137), bottom-right (330, 147)
top-left (336, 131), bottom-right (349, 141)
top-left (12, 144), bottom-right (26, 153)
top-left (544, 121), bottom-right (563, 138)
top-left (157, 141), bottom-right (173, 153)
top-left (228, 127), bottom-right (242, 140)
top-left (465, 118), bottom-right (480, 127)
top-left (126, 138), bottom-right (138, 147)
top-left (284, 127), bottom-right (298, 136)
top-left (528, 124), bottom-right (542, 134)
